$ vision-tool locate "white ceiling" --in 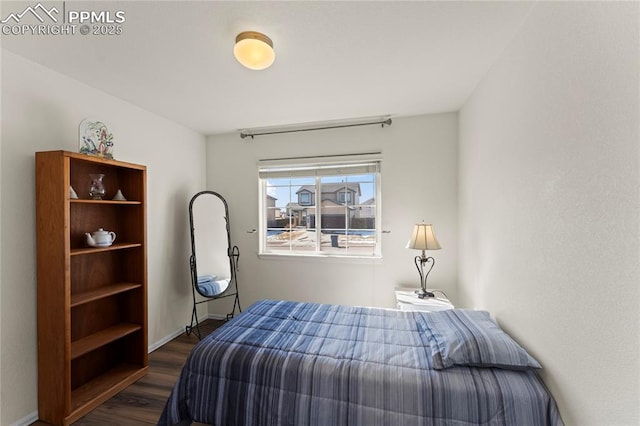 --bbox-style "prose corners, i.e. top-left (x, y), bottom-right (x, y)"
top-left (1, 1), bottom-right (534, 135)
